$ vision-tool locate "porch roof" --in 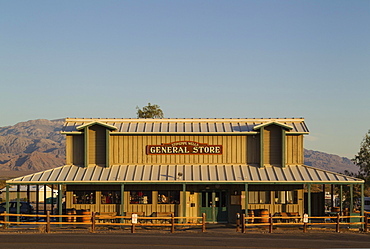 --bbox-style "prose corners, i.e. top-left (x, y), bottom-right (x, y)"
top-left (6, 164), bottom-right (363, 185)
